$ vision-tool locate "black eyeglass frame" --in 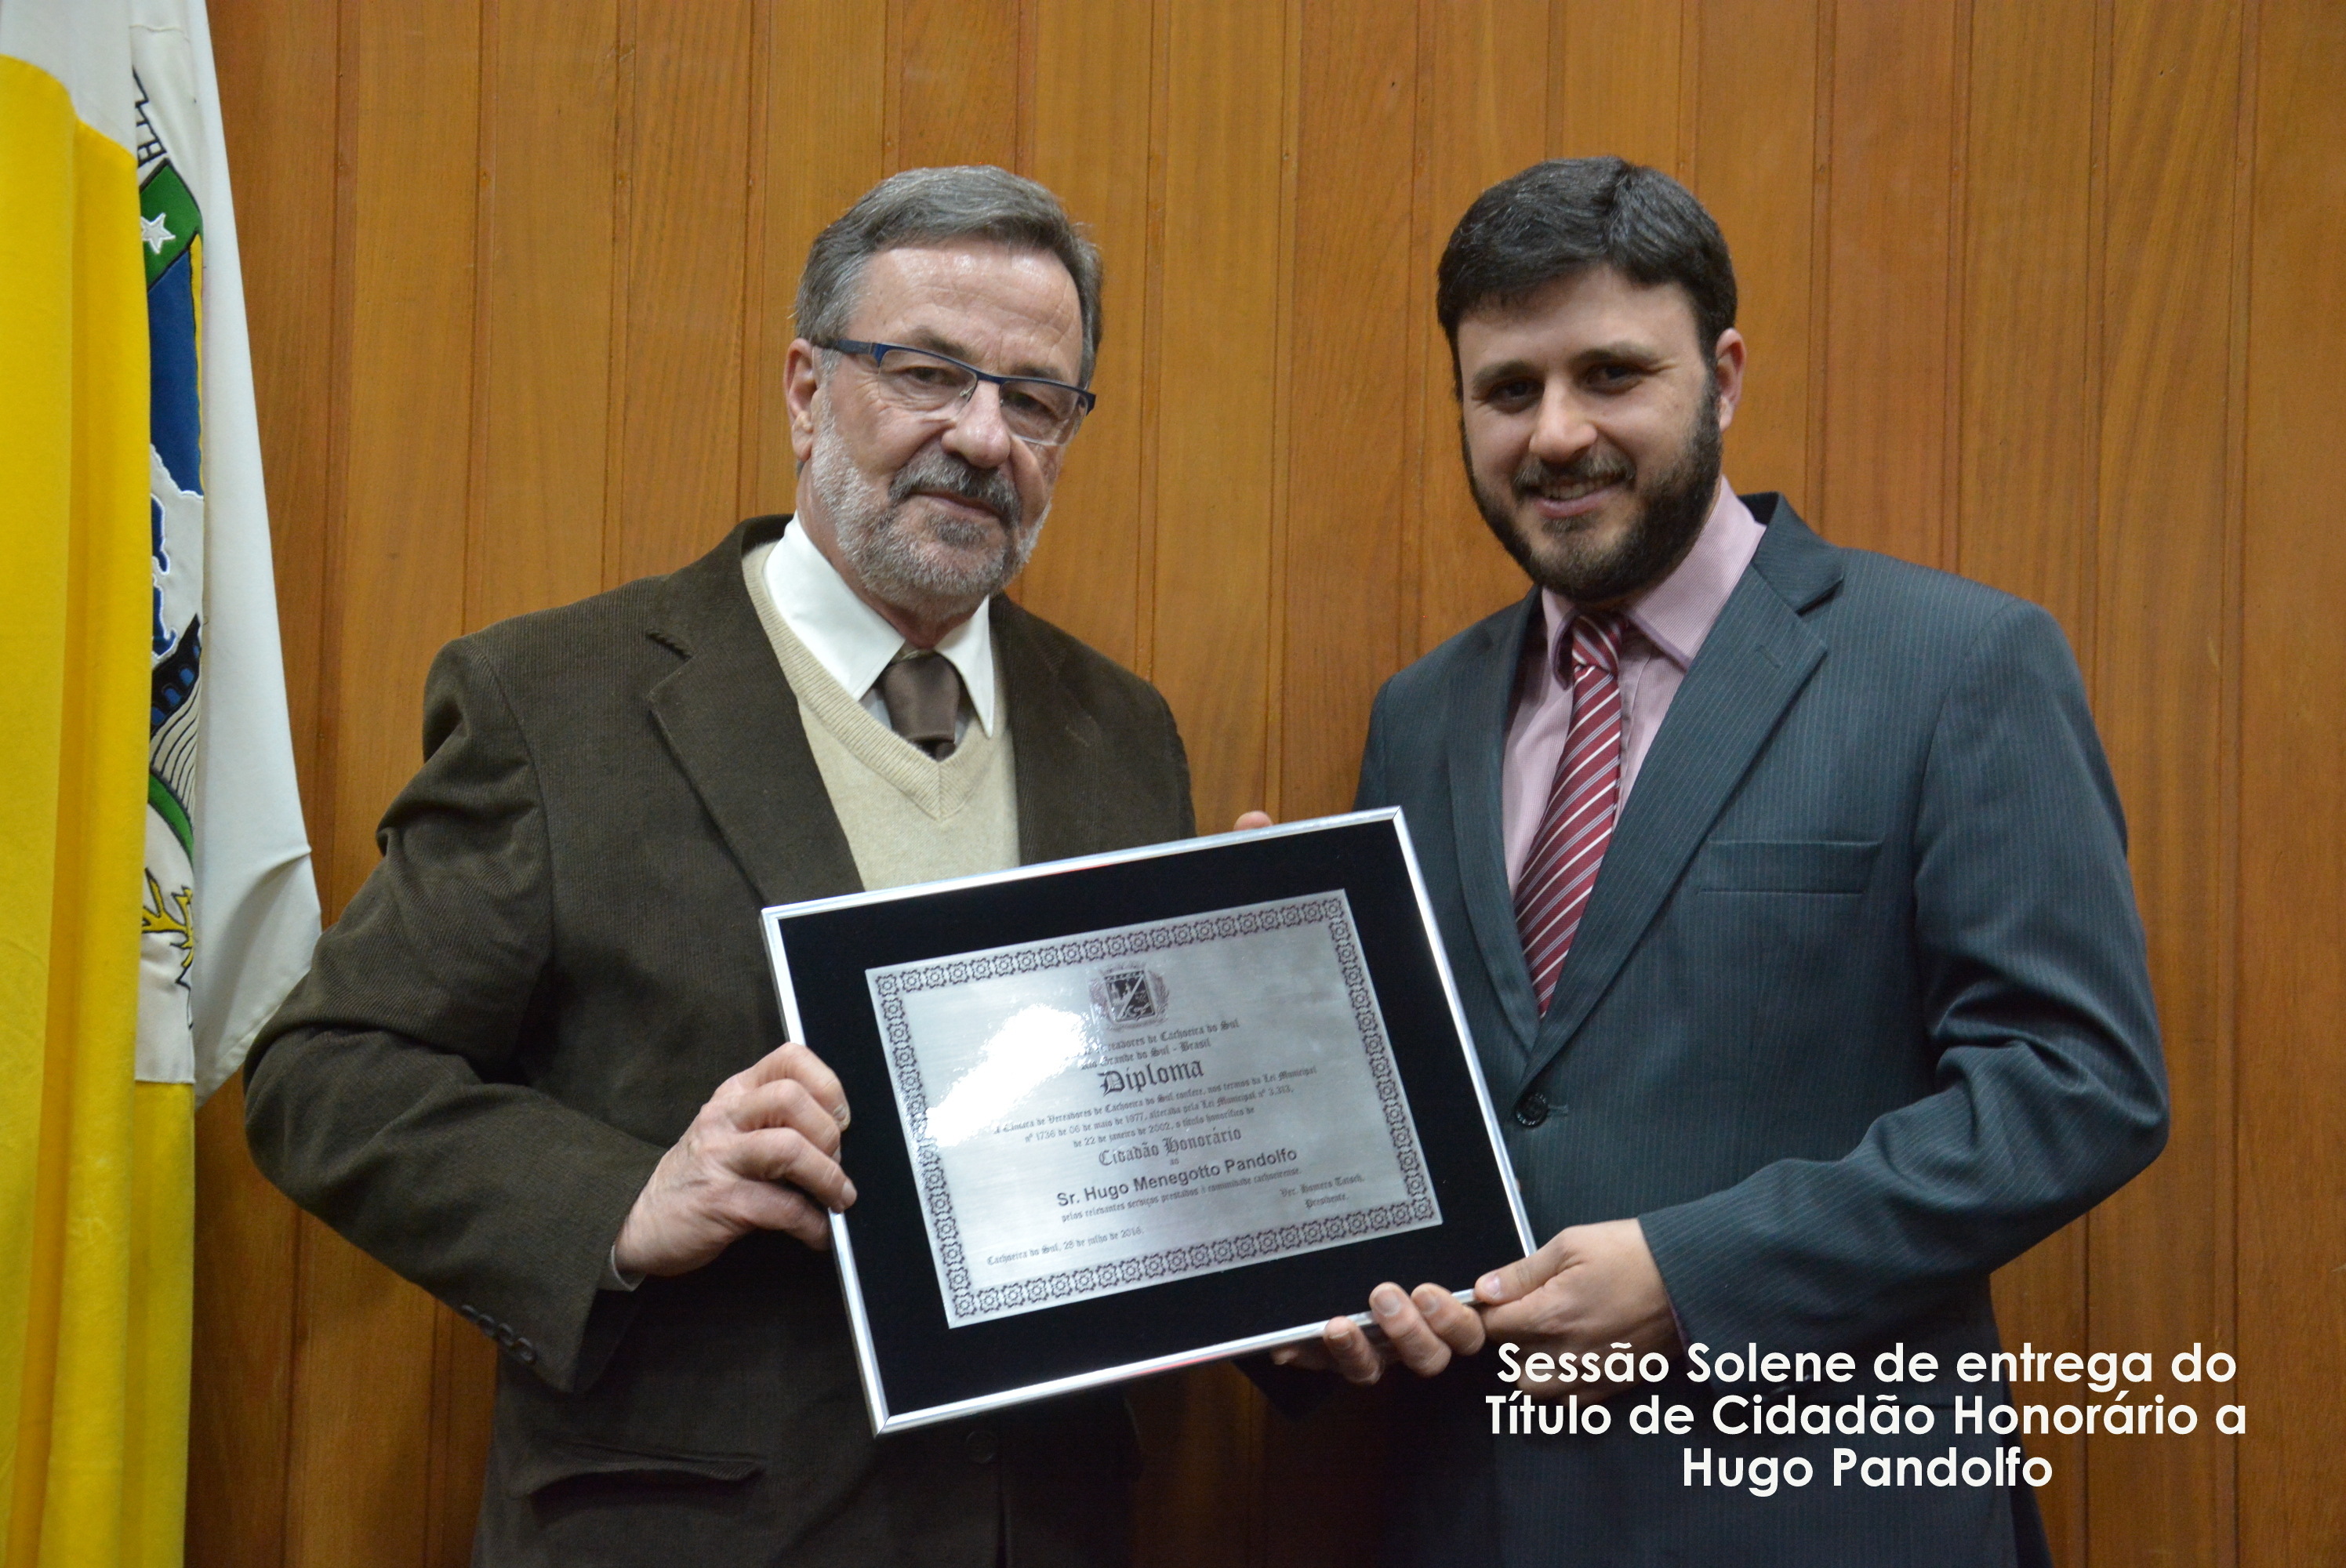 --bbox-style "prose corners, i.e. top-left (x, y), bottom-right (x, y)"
top-left (820, 338), bottom-right (1098, 446)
